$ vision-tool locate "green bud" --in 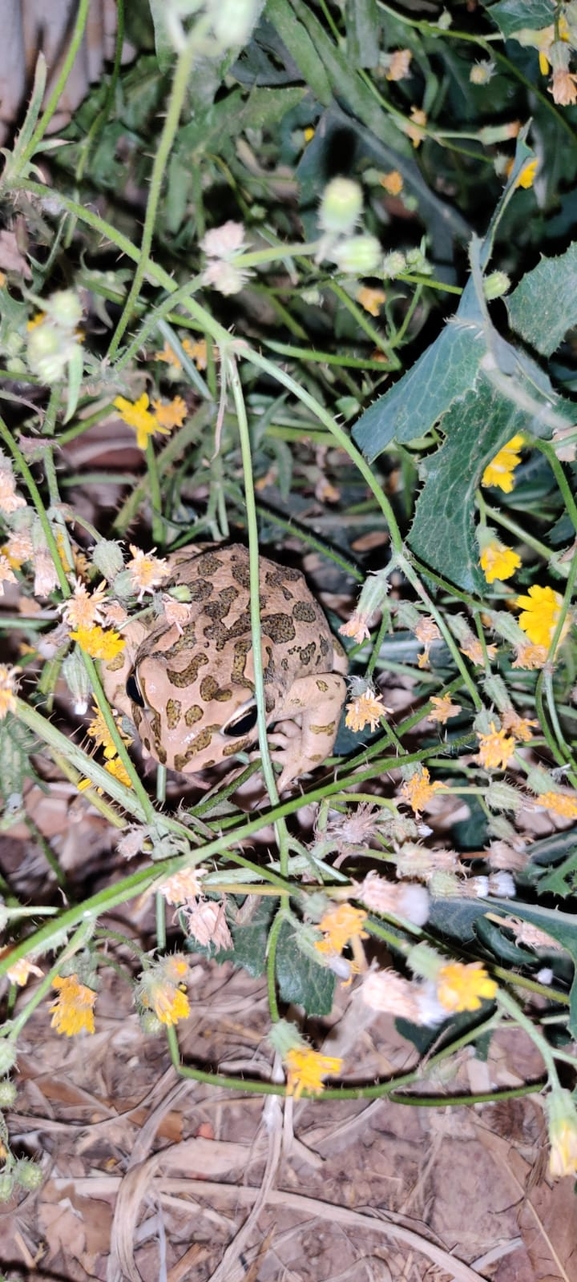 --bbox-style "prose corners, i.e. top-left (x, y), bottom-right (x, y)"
top-left (0, 1173), bottom-right (14, 1202)
top-left (0, 1080), bottom-right (17, 1107)
top-left (332, 234), bottom-right (382, 275)
top-left (14, 1158), bottom-right (43, 1191)
top-left (0, 1043), bottom-right (18, 1076)
top-left (485, 610), bottom-right (527, 646)
top-left (483, 271), bottom-right (510, 300)
top-left (318, 178), bottom-right (363, 235)
top-left (473, 708), bottom-right (500, 735)
top-left (27, 323), bottom-right (79, 384)
top-left (382, 250), bottom-right (407, 279)
top-left (526, 767), bottom-right (557, 795)
top-left (91, 539), bottom-right (126, 583)
top-left (487, 814), bottom-right (517, 842)
top-left (139, 1010), bottom-right (163, 1036)
top-left (485, 781), bottom-right (523, 812)
top-left (483, 674), bottom-right (510, 710)
top-left (46, 289), bottom-right (82, 332)
top-left (268, 1017), bottom-right (303, 1058)
top-left (62, 651), bottom-right (92, 715)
